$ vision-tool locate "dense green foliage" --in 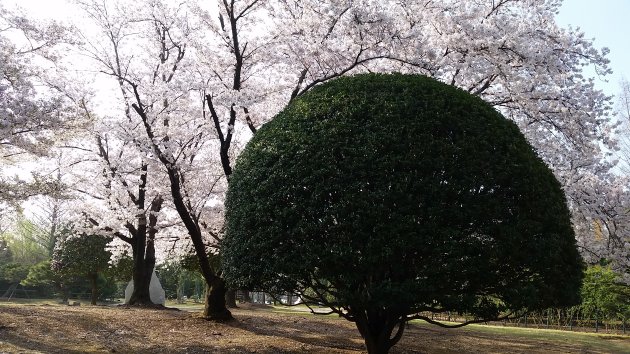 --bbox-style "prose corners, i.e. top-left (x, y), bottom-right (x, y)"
top-left (157, 260), bottom-right (205, 301)
top-left (0, 235), bottom-right (37, 296)
top-left (52, 234), bottom-right (113, 304)
top-left (51, 234), bottom-right (112, 278)
top-left (225, 73), bottom-right (583, 312)
top-left (21, 260), bottom-right (77, 300)
top-left (580, 265), bottom-right (630, 324)
top-left (108, 253), bottom-right (134, 283)
top-left (0, 229), bottom-right (120, 301)
top-left (0, 262), bottom-right (29, 284)
top-left (21, 260), bottom-right (63, 290)
top-left (0, 218), bottom-right (63, 297)
top-left (223, 74), bottom-right (584, 353)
